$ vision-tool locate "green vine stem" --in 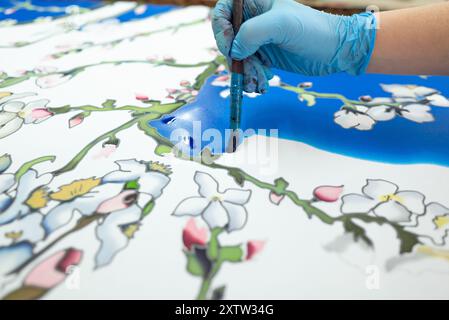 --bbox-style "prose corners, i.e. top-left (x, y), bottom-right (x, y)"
top-left (0, 59), bottom-right (215, 89)
top-left (50, 17), bottom-right (208, 59)
top-left (280, 83), bottom-right (401, 108)
top-left (0, 2), bottom-right (138, 48)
